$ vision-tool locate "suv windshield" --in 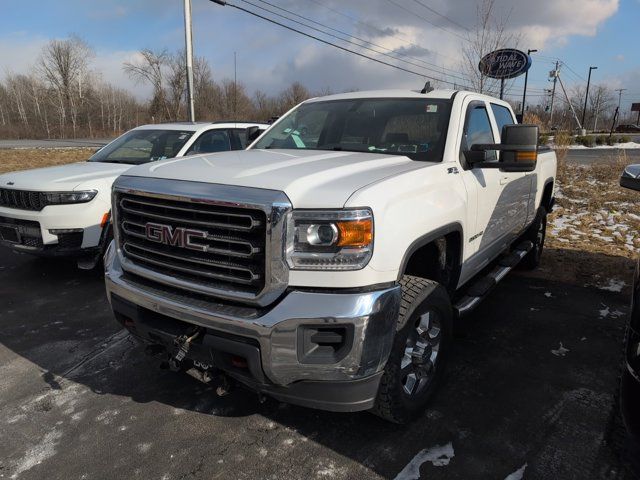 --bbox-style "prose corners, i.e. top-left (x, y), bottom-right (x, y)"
top-left (252, 97), bottom-right (452, 161)
top-left (89, 129), bottom-right (195, 165)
